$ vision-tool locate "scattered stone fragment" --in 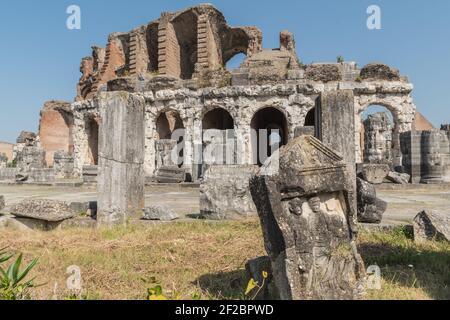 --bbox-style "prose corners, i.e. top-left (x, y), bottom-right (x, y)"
top-left (142, 205), bottom-right (179, 221)
top-left (250, 136), bottom-right (365, 300)
top-left (360, 164), bottom-right (390, 184)
top-left (69, 201), bottom-right (97, 218)
top-left (15, 172), bottom-right (29, 182)
top-left (413, 210), bottom-right (450, 243)
top-left (386, 171), bottom-right (410, 184)
top-left (356, 178), bottom-right (387, 224)
top-left (10, 199), bottom-right (78, 222)
top-left (200, 165), bottom-right (258, 220)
